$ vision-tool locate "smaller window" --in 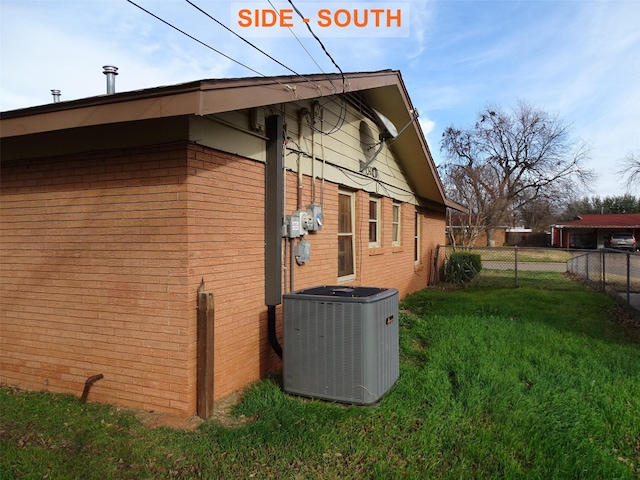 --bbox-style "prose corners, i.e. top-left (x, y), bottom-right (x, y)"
top-left (338, 190), bottom-right (355, 280)
top-left (392, 202), bottom-right (401, 246)
top-left (414, 210), bottom-right (421, 263)
top-left (368, 196), bottom-right (381, 247)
